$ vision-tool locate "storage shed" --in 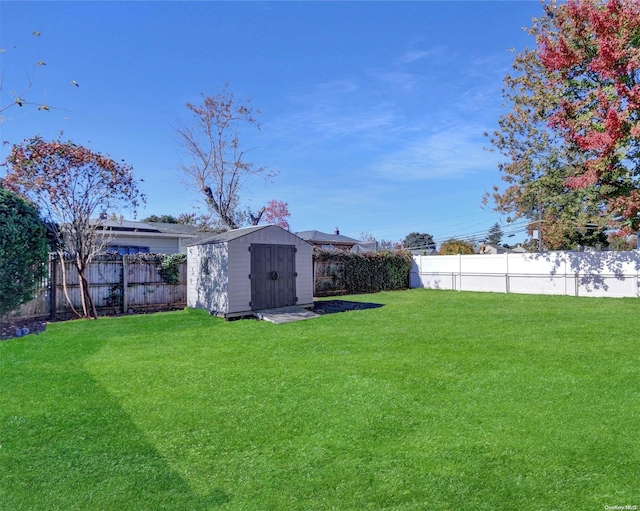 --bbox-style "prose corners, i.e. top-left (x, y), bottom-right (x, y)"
top-left (187, 225), bottom-right (314, 319)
